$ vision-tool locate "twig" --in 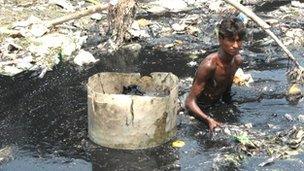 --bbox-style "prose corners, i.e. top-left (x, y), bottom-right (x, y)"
top-left (46, 4), bottom-right (109, 27)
